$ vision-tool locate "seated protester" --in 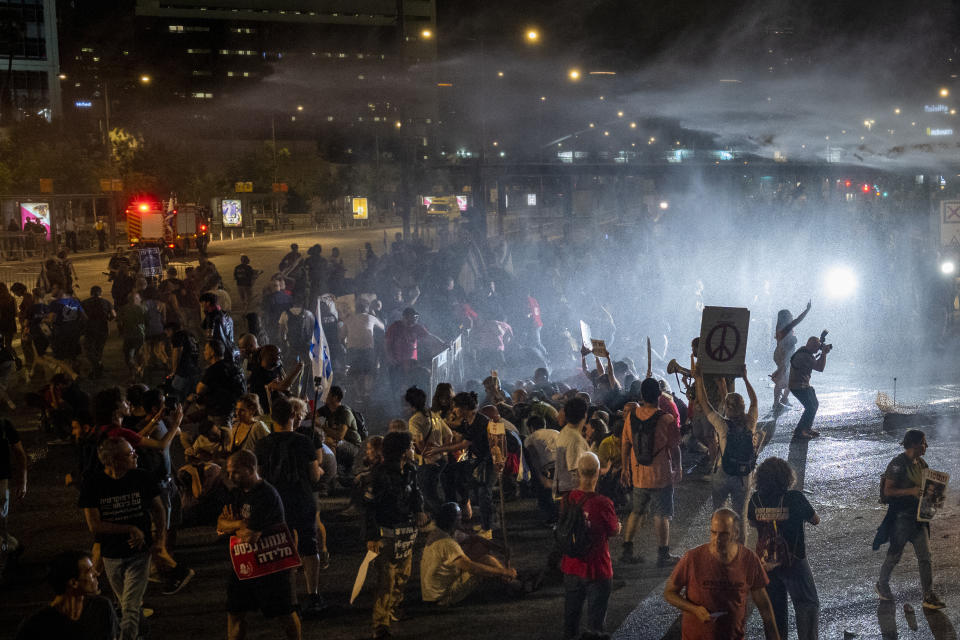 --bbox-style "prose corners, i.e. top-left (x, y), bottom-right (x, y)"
top-left (523, 415), bottom-right (560, 525)
top-left (316, 386), bottom-right (362, 482)
top-left (346, 436), bottom-right (384, 518)
top-left (14, 550), bottom-right (118, 640)
top-left (194, 339), bottom-right (246, 427)
top-left (42, 373), bottom-right (90, 441)
top-left (227, 394), bottom-right (270, 456)
top-left (180, 419), bottom-right (231, 463)
top-left (420, 502), bottom-right (519, 607)
top-left (178, 422), bottom-right (232, 528)
top-left (80, 387), bottom-right (179, 480)
top-left (247, 344), bottom-right (284, 414)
